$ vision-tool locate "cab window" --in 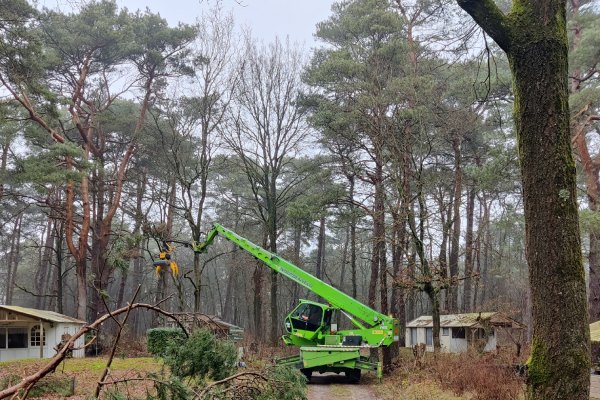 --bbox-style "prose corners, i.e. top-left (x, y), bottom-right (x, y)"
top-left (290, 304), bottom-right (323, 332)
